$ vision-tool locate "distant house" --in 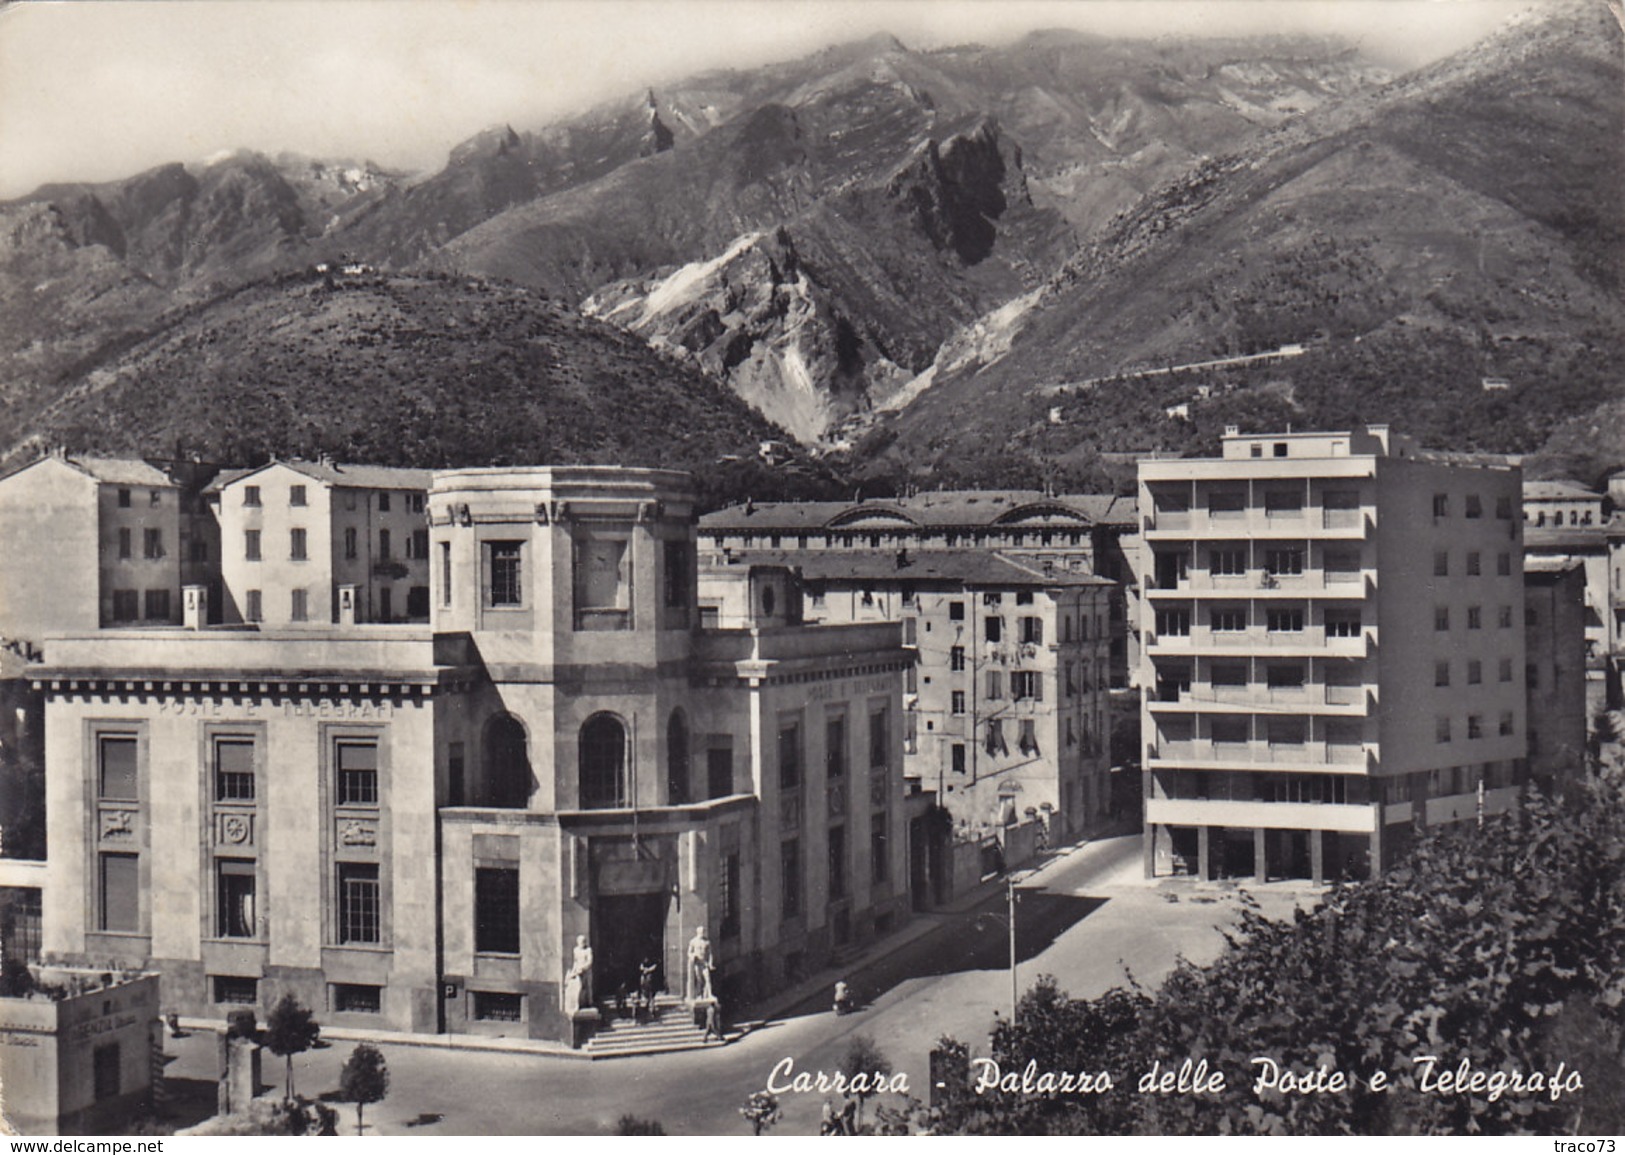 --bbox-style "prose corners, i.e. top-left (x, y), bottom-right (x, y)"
top-left (1481, 377), bottom-right (1511, 392)
top-left (1522, 478), bottom-right (1605, 529)
top-left (0, 454), bottom-right (183, 639)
